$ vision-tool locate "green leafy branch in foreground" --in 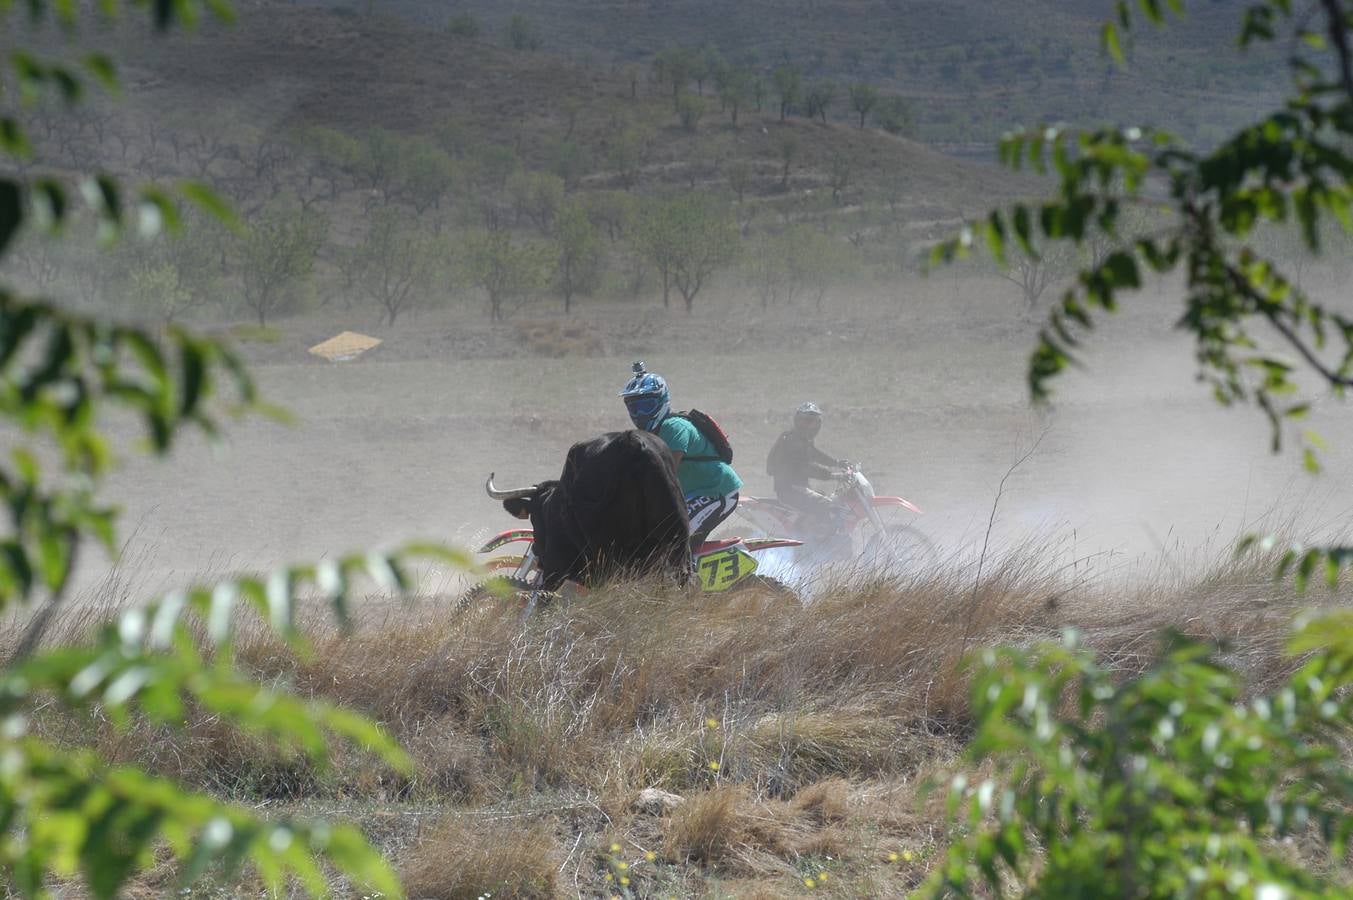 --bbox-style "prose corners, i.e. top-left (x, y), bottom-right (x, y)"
top-left (1, 290), bottom-right (261, 612)
top-left (0, 543), bottom-right (471, 898)
top-left (929, 0), bottom-right (1353, 585)
top-left (927, 611), bottom-right (1353, 898)
top-left (0, 0), bottom-right (242, 259)
top-left (930, 0), bottom-right (1353, 450)
top-left (0, 1), bottom-right (476, 896)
